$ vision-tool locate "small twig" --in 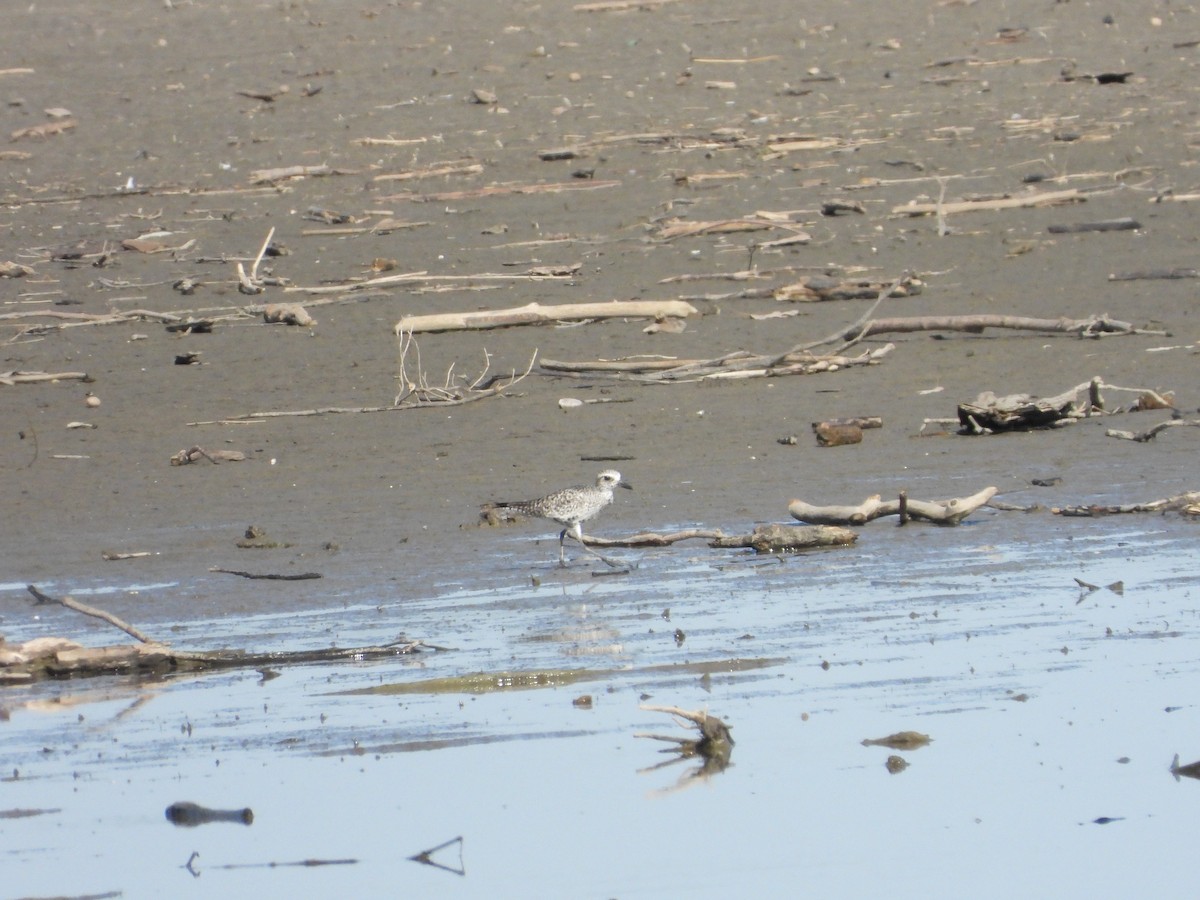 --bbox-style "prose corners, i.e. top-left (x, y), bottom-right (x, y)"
top-left (210, 568), bottom-right (323, 581)
top-left (250, 226), bottom-right (276, 283)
